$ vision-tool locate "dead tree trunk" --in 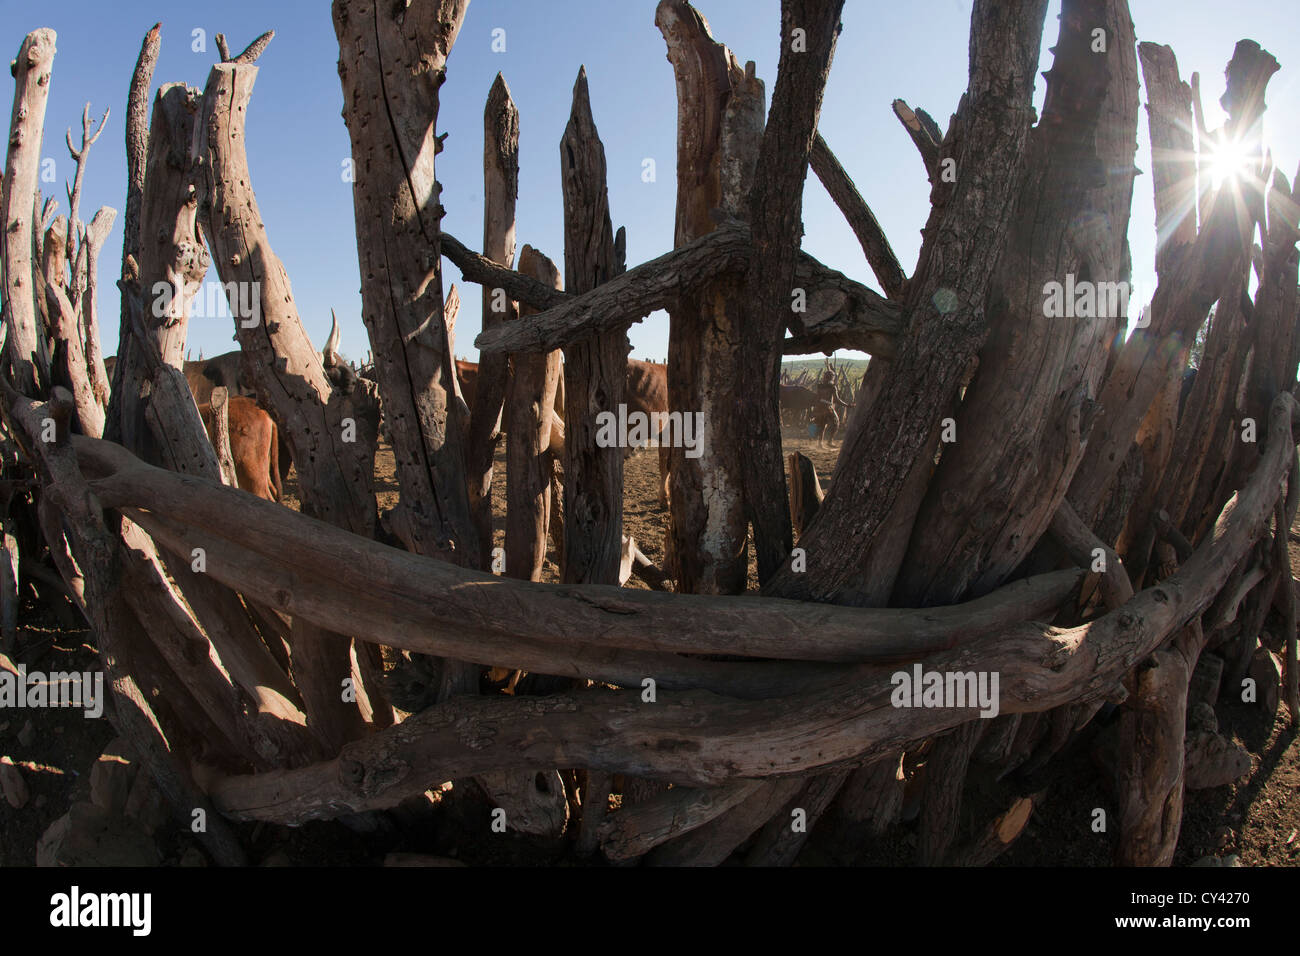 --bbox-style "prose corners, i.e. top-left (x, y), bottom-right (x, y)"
top-left (656, 0), bottom-right (762, 594)
top-left (735, 0), bottom-right (844, 583)
top-left (505, 246), bottom-right (561, 581)
top-left (199, 57), bottom-right (382, 749)
top-left (559, 67), bottom-right (626, 586)
top-left (467, 74), bottom-right (519, 569)
top-left (895, 0), bottom-right (1138, 606)
top-left (766, 0), bottom-right (1051, 606)
top-left (332, 0), bottom-right (475, 565)
top-left (1, 29), bottom-right (57, 395)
